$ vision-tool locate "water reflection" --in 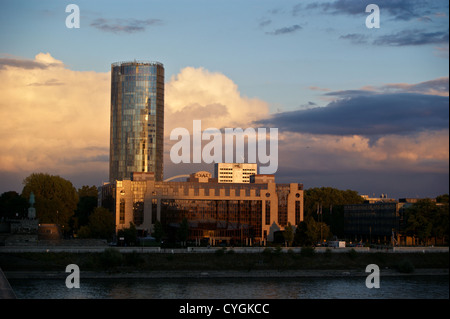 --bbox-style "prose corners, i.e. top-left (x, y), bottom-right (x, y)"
top-left (9, 276), bottom-right (449, 299)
